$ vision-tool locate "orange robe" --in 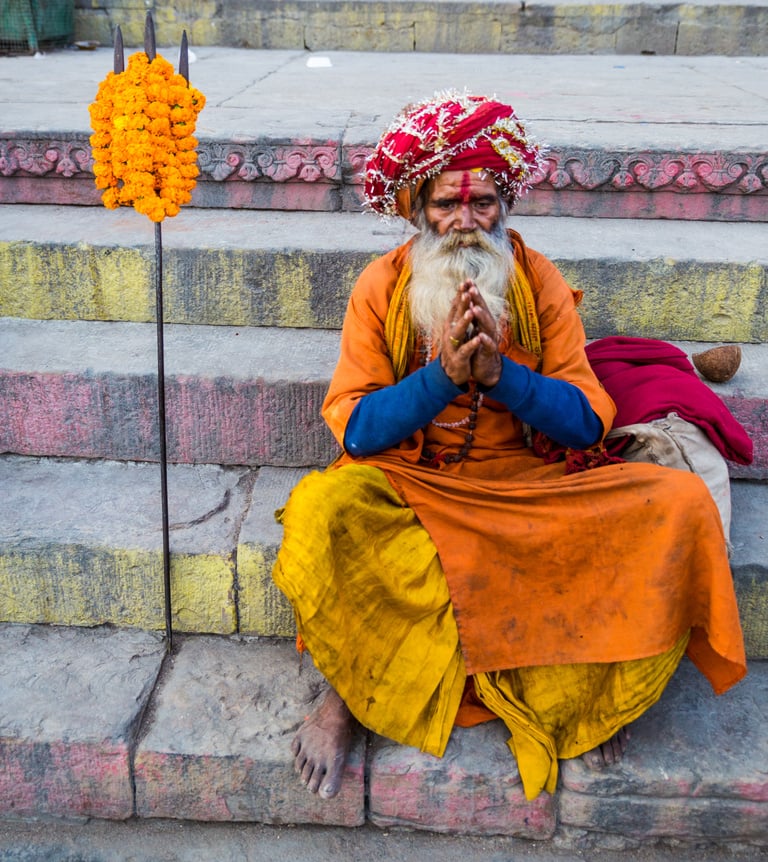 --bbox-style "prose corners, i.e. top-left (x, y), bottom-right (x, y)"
top-left (322, 236), bottom-right (745, 690)
top-left (274, 233), bottom-right (746, 796)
